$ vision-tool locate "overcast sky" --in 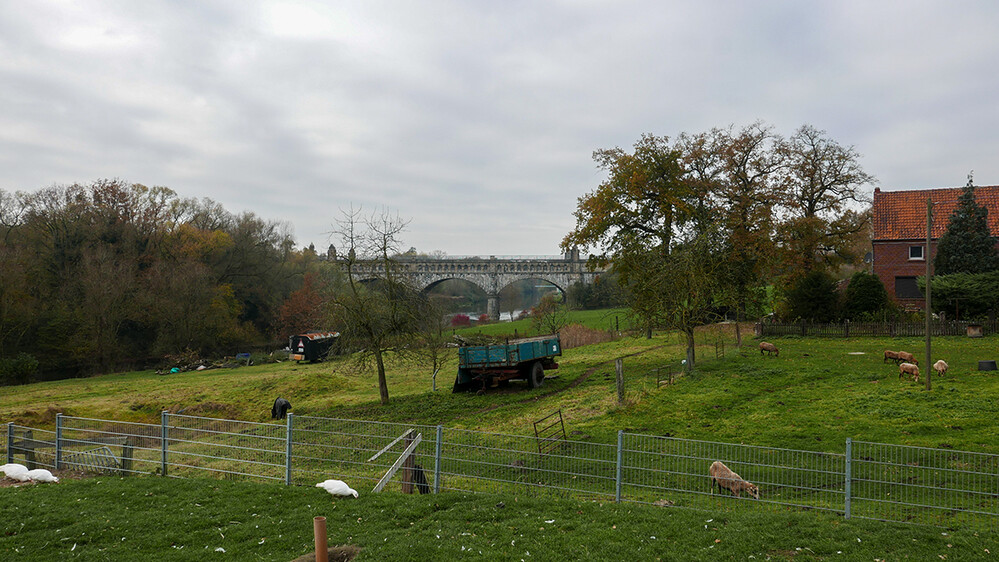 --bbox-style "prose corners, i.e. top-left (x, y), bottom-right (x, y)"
top-left (2, 1), bottom-right (998, 255)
